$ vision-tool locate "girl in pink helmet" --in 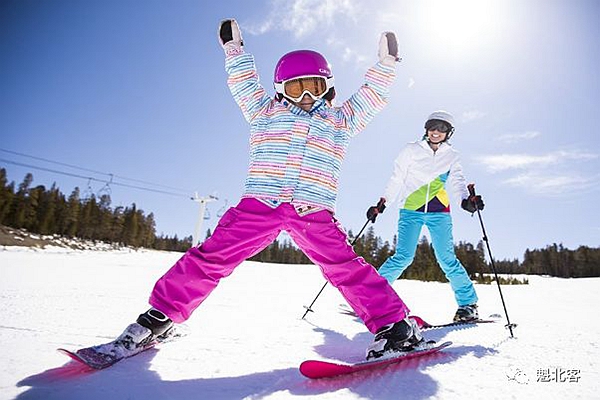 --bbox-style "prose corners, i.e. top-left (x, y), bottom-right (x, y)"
top-left (95, 19), bottom-right (430, 364)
